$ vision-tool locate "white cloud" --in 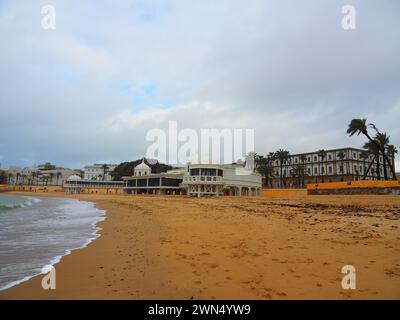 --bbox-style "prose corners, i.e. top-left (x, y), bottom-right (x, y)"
top-left (0, 0), bottom-right (399, 168)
